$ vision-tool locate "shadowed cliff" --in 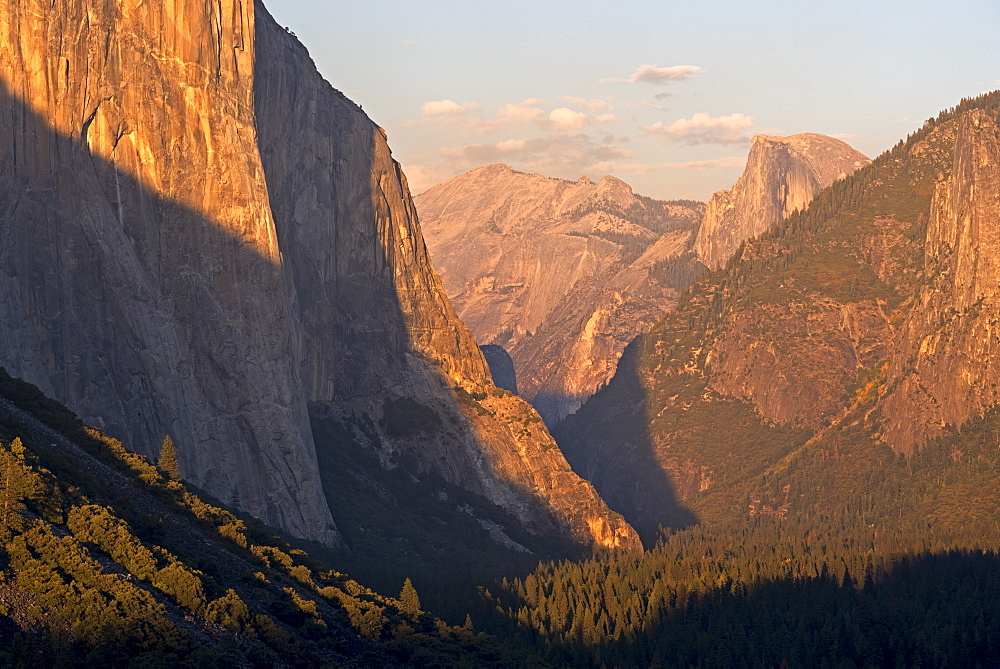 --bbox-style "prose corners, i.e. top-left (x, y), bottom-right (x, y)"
top-left (0, 0), bottom-right (639, 555)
